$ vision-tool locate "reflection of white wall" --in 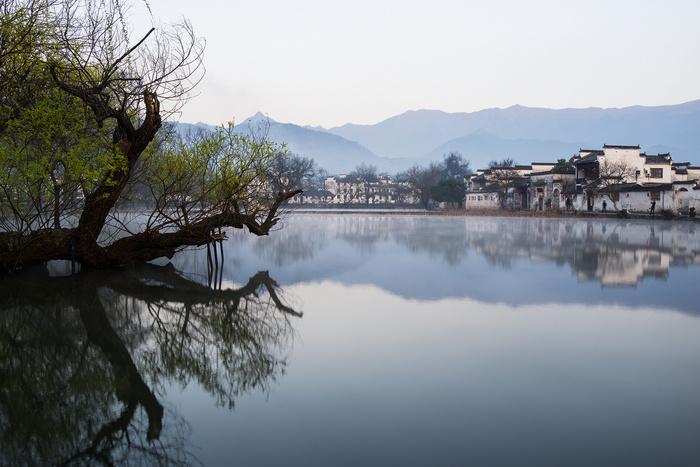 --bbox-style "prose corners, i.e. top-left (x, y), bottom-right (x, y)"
top-left (579, 249), bottom-right (672, 287)
top-left (460, 217), bottom-right (700, 286)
